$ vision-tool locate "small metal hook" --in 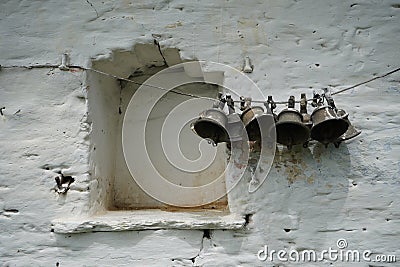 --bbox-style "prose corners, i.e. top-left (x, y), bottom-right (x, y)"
top-left (58, 53), bottom-right (70, 71)
top-left (243, 56), bottom-right (253, 73)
